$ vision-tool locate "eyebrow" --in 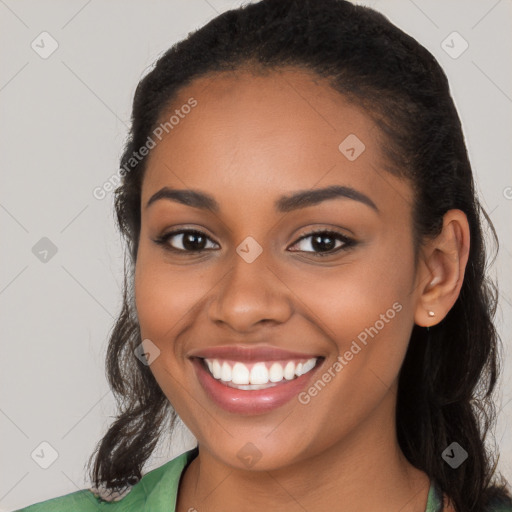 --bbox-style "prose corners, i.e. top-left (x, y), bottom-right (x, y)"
top-left (146, 184), bottom-right (379, 214)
